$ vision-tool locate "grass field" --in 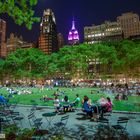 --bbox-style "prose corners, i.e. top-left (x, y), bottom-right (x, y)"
top-left (1, 87), bottom-right (140, 112)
